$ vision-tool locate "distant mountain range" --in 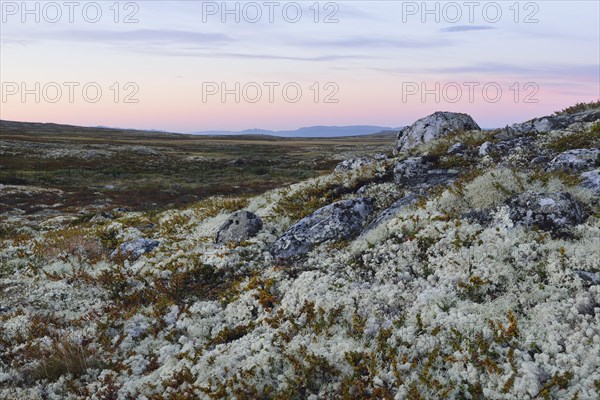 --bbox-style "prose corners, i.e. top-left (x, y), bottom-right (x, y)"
top-left (192, 125), bottom-right (401, 138)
